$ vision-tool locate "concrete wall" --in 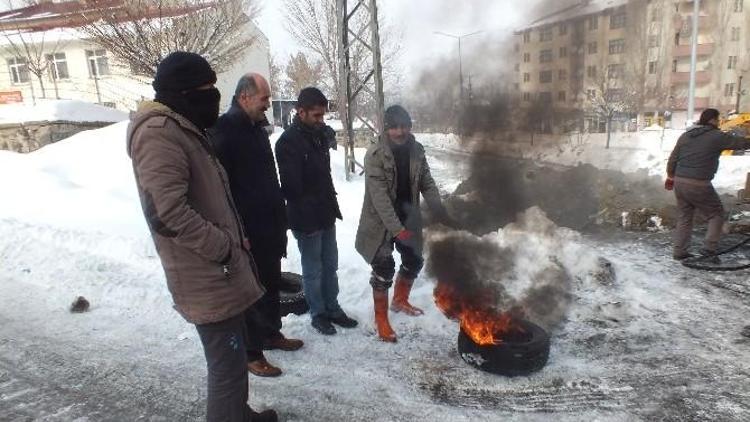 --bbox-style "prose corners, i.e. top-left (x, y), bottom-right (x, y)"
top-left (0, 120), bottom-right (112, 152)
